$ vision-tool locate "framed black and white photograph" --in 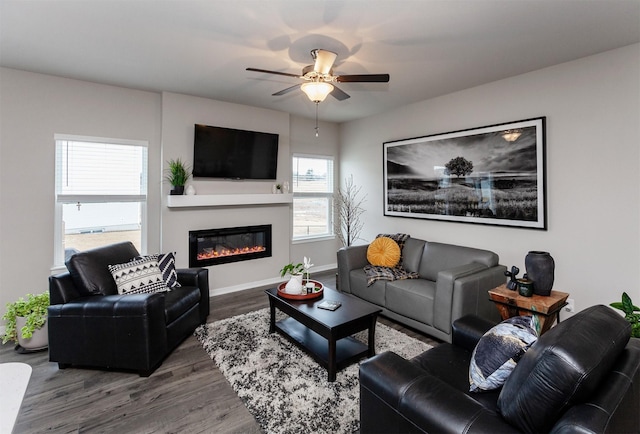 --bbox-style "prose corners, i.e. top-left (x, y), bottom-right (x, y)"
top-left (383, 117), bottom-right (546, 229)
